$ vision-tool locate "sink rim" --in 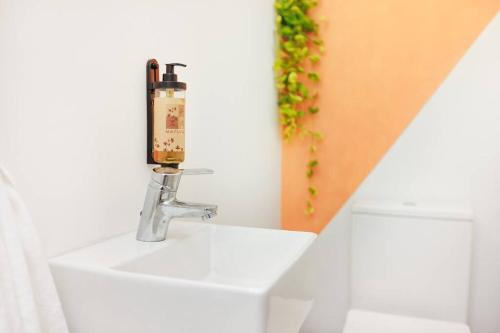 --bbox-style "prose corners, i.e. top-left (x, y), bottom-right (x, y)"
top-left (50, 221), bottom-right (317, 294)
